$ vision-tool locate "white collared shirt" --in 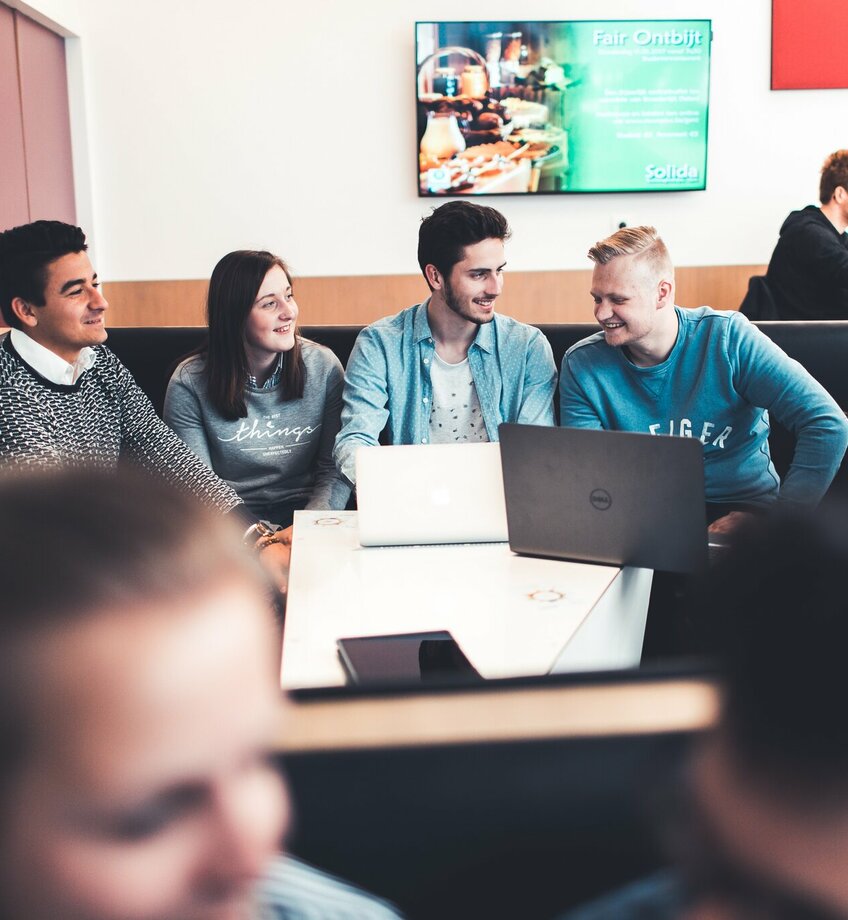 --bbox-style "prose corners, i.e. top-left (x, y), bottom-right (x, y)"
top-left (10, 328), bottom-right (96, 385)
